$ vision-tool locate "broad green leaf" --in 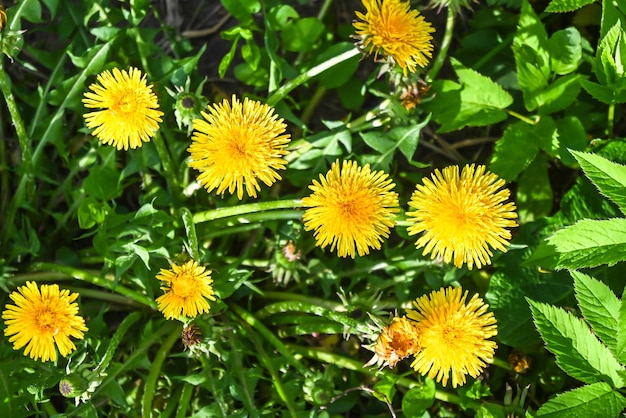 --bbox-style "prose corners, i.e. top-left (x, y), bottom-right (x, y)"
top-left (535, 74), bottom-right (582, 115)
top-left (220, 0), bottom-right (260, 27)
top-left (517, 154), bottom-right (553, 223)
top-left (548, 28), bottom-right (582, 75)
top-left (545, 0), bottom-right (596, 13)
top-left (219, 31), bottom-right (241, 78)
top-left (315, 43), bottom-right (361, 89)
top-left (401, 380), bottom-right (436, 417)
top-left (601, 0), bottom-right (626, 39)
top-left (282, 17), bottom-right (325, 52)
top-left (537, 382), bottom-right (626, 417)
top-left (556, 117), bottom-right (588, 166)
top-left (425, 59), bottom-right (512, 132)
top-left (528, 299), bottom-right (625, 387)
top-left (360, 118), bottom-right (429, 170)
top-left (595, 24), bottom-right (626, 86)
top-left (513, 0), bottom-right (550, 110)
top-left (572, 271), bottom-right (621, 354)
top-left (618, 288), bottom-right (626, 363)
top-left (489, 122), bottom-right (538, 181)
top-left (527, 218), bottom-right (626, 270)
top-left (372, 374), bottom-right (397, 403)
top-left (571, 150), bottom-right (626, 214)
top-left (533, 116), bottom-right (559, 156)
